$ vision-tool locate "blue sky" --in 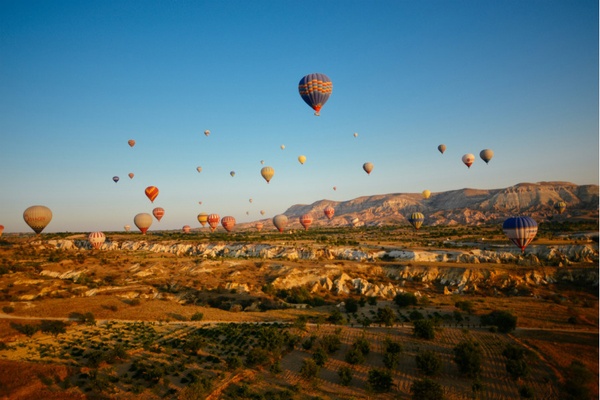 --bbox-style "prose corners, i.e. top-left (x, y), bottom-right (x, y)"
top-left (0, 0), bottom-right (598, 233)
